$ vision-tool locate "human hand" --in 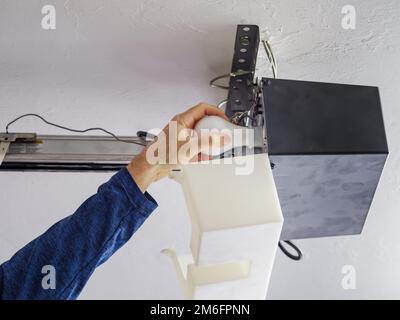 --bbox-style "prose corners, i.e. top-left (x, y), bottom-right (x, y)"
top-left (128, 103), bottom-right (229, 192)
